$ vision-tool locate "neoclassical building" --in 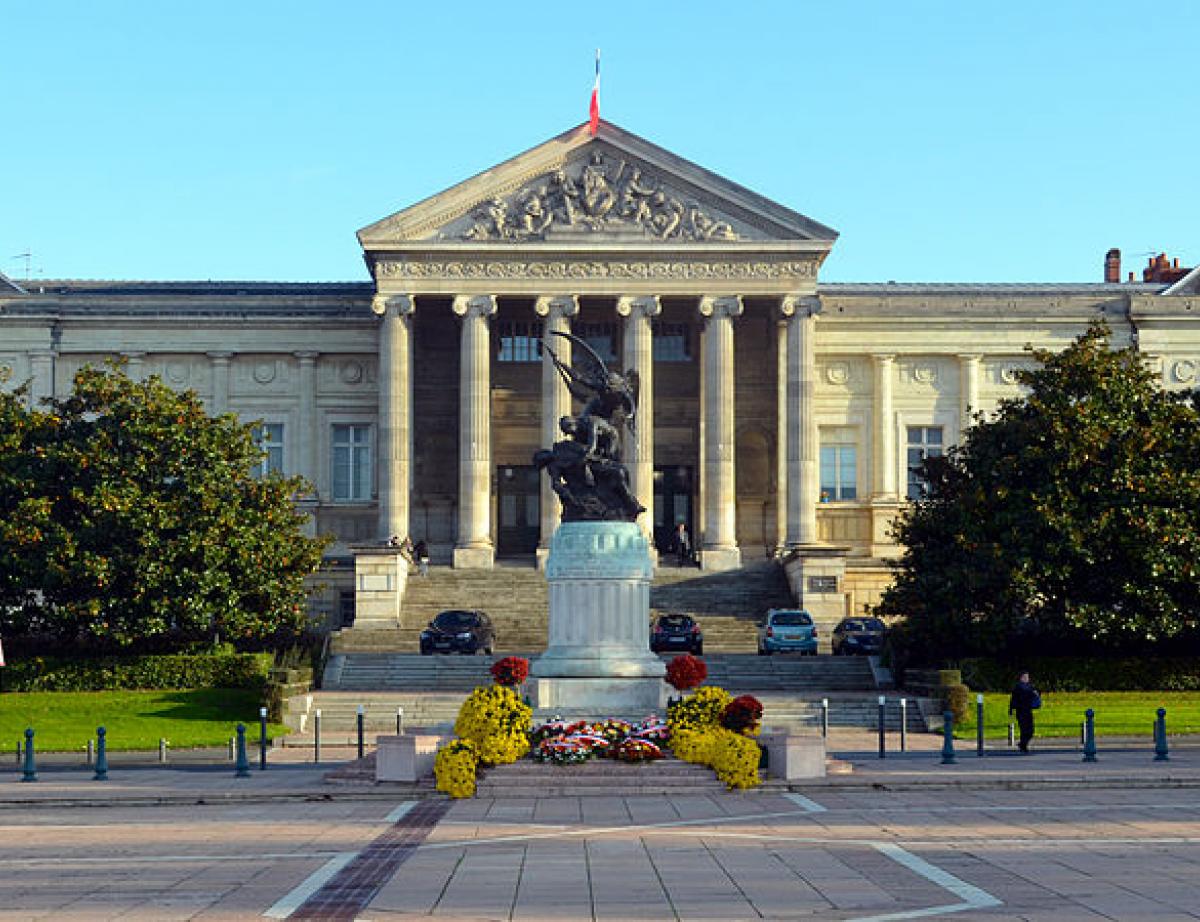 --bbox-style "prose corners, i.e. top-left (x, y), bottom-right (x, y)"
top-left (3, 122), bottom-right (1198, 626)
